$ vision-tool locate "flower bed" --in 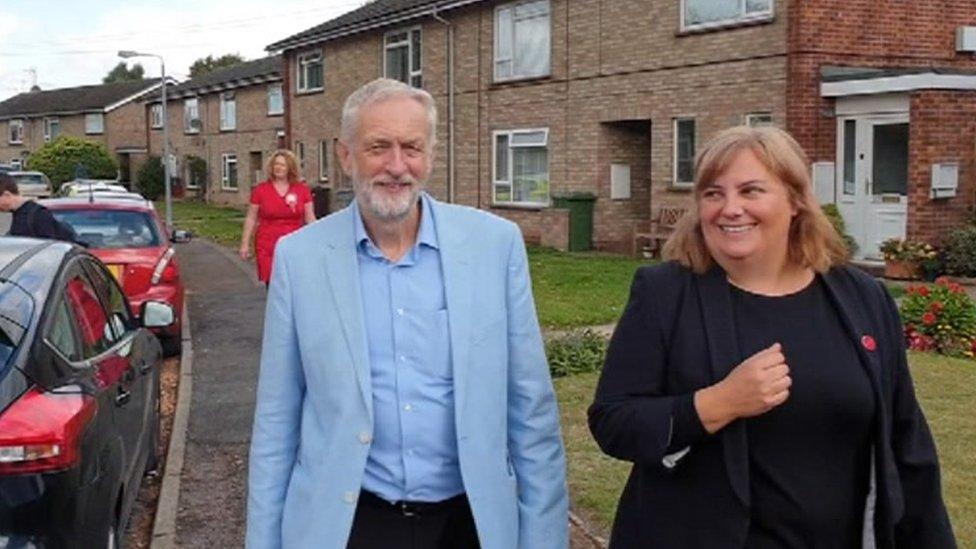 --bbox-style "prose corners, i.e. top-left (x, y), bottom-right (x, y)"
top-left (901, 277), bottom-right (976, 358)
